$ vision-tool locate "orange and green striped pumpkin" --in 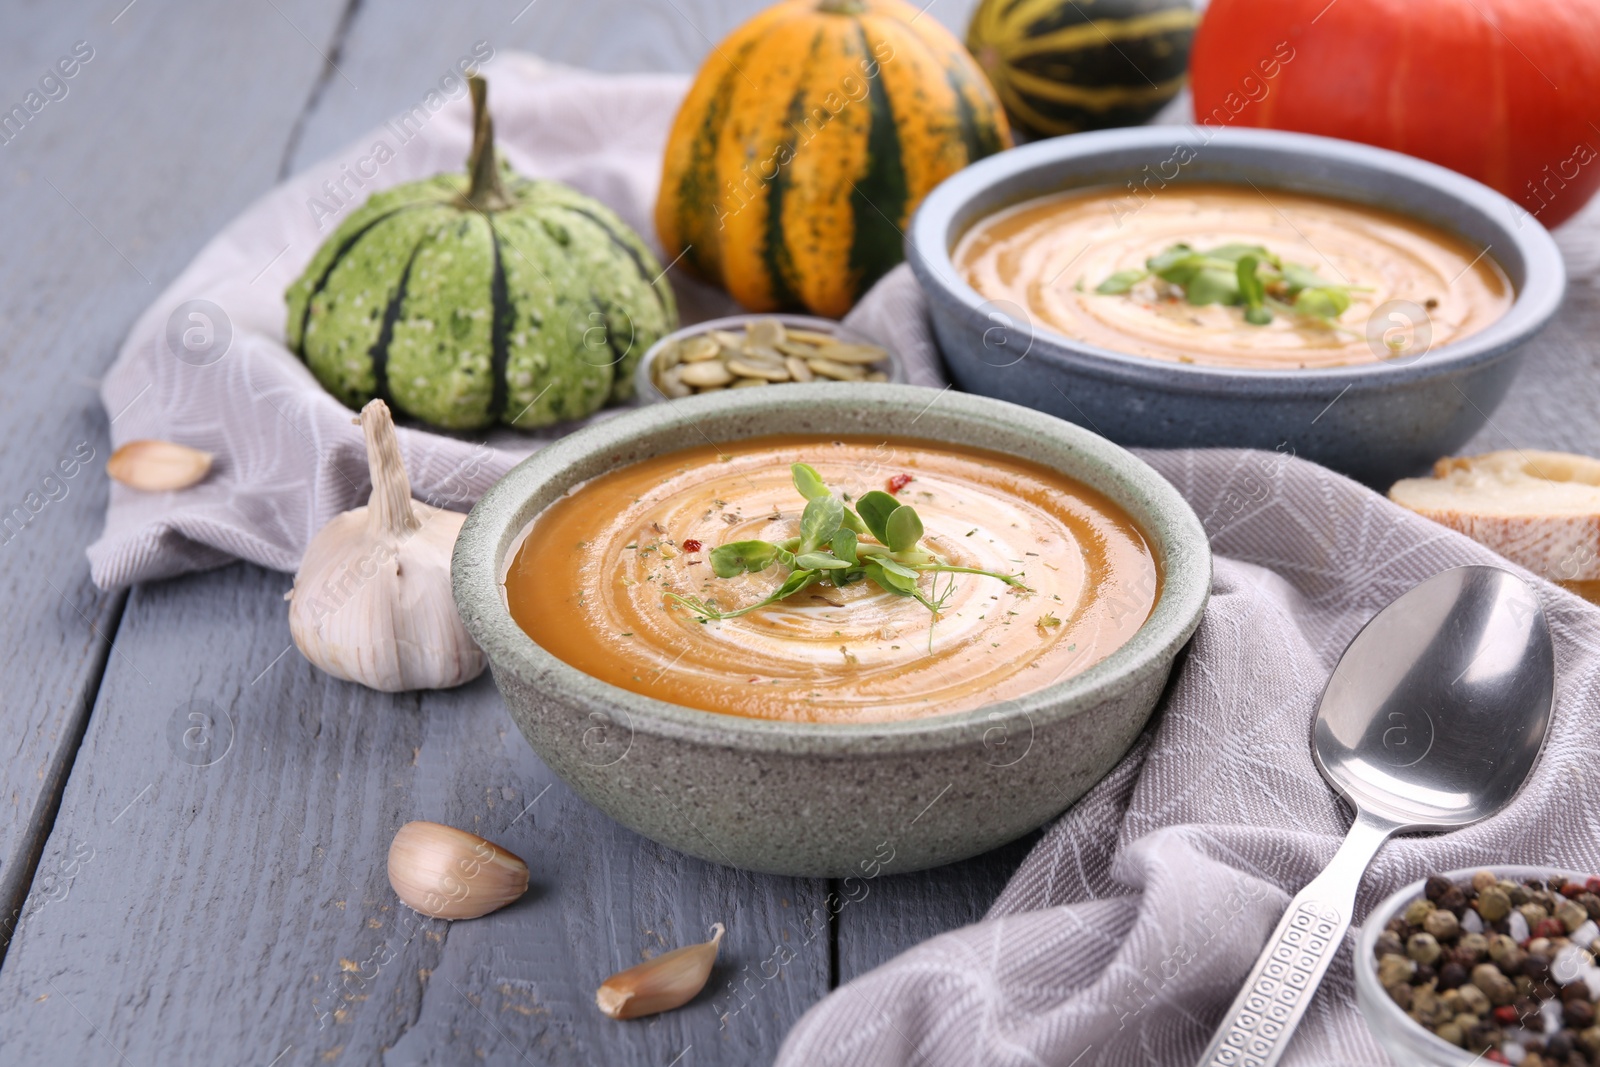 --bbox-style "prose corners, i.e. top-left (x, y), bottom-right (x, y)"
top-left (656, 0), bottom-right (1012, 318)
